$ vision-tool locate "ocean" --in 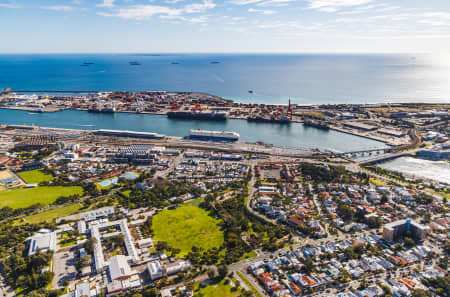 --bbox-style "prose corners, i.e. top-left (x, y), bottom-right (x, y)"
top-left (0, 53), bottom-right (449, 104)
